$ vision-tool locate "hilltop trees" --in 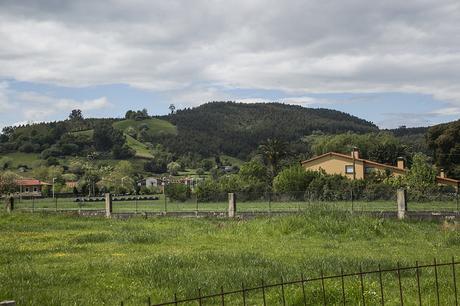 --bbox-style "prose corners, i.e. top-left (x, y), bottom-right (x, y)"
top-left (161, 101), bottom-right (377, 159)
top-left (69, 109), bottom-right (83, 121)
top-left (125, 109), bottom-right (149, 120)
